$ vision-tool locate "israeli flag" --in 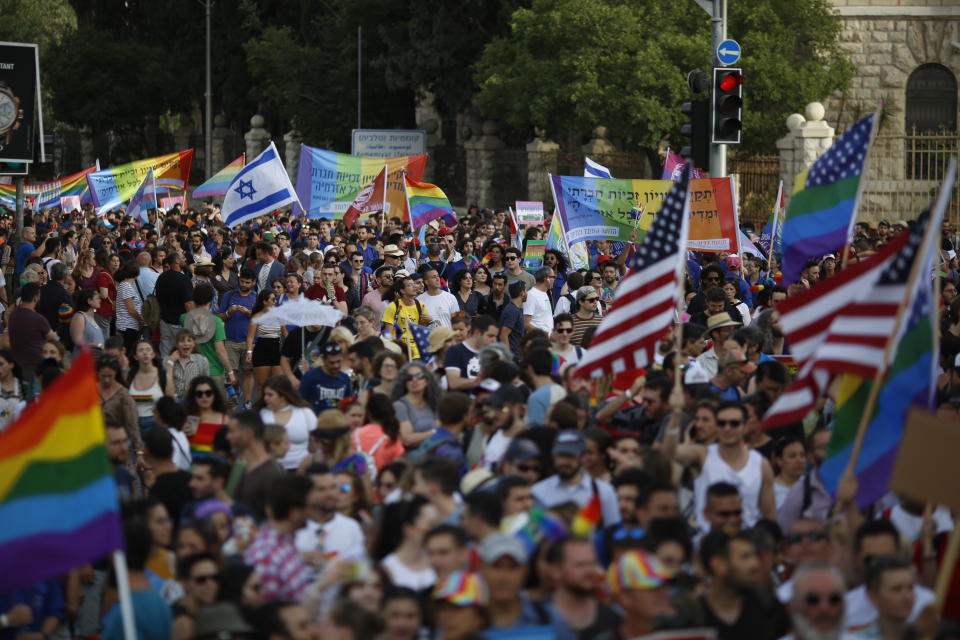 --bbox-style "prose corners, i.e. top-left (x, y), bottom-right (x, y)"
top-left (584, 157), bottom-right (612, 179)
top-left (222, 141), bottom-right (300, 227)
